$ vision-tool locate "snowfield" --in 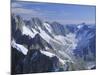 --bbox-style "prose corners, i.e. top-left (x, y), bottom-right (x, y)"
top-left (11, 40), bottom-right (28, 55)
top-left (22, 25), bottom-right (37, 38)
